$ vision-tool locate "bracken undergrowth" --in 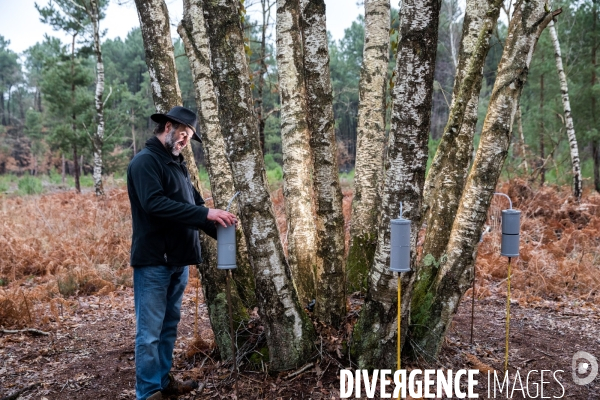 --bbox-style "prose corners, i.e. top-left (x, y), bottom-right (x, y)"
top-left (1, 180), bottom-right (598, 328)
